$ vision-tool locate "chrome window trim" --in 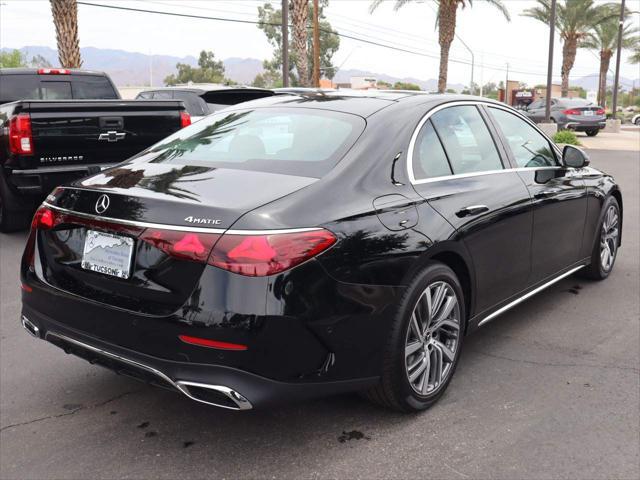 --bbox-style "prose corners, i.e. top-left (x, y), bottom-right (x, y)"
top-left (41, 202), bottom-right (321, 235)
top-left (407, 100), bottom-right (563, 185)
